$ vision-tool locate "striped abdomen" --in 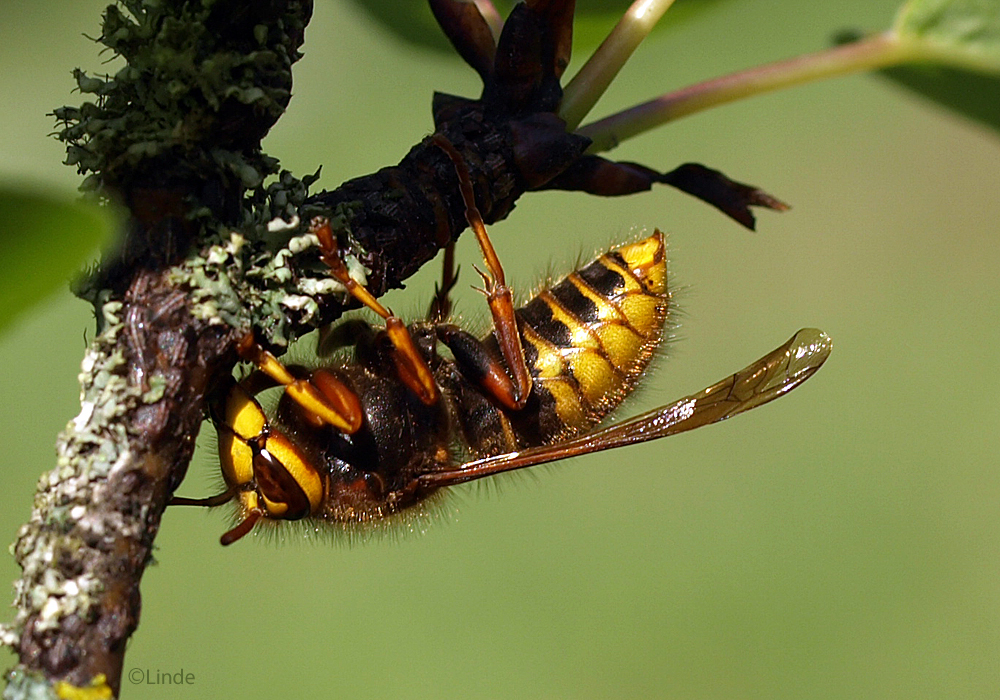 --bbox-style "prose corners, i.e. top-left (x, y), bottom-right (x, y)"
top-left (453, 231), bottom-right (669, 457)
